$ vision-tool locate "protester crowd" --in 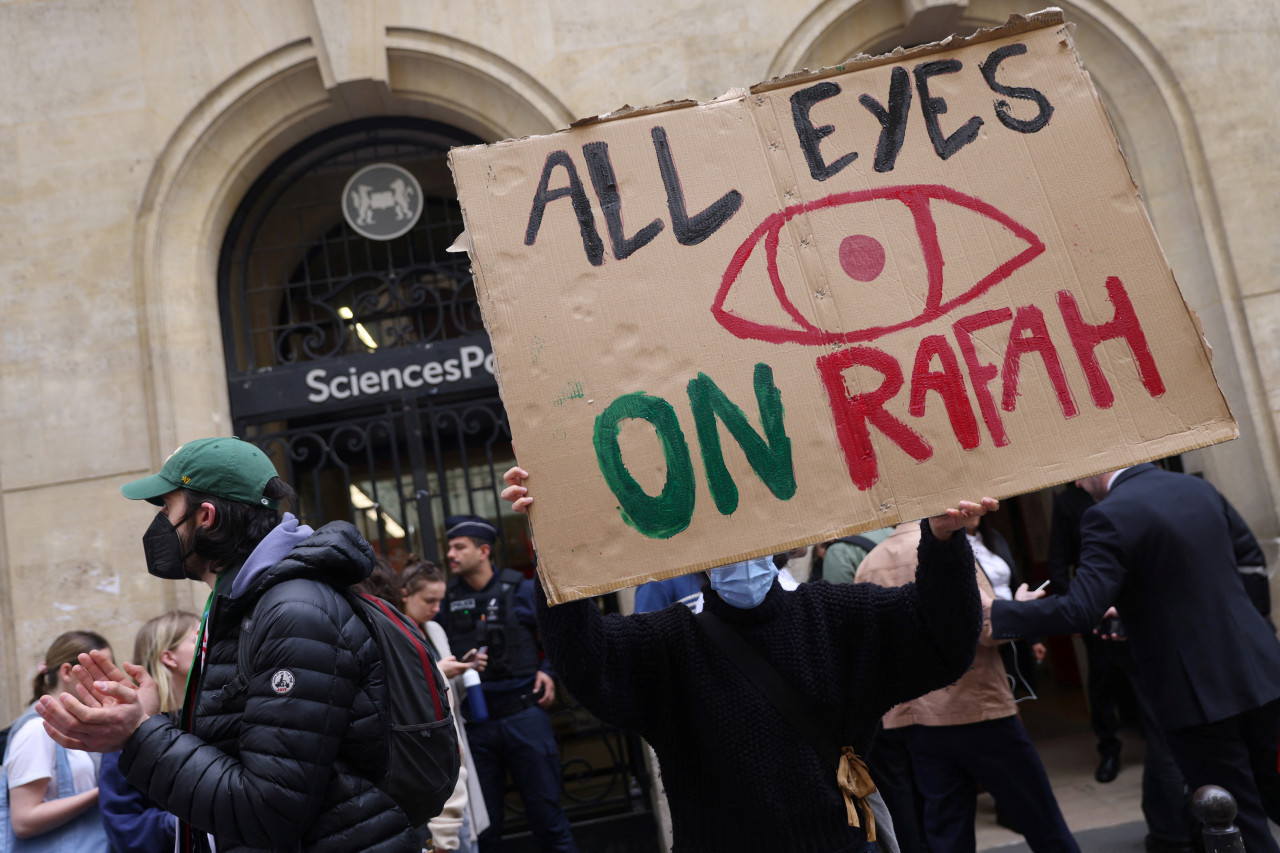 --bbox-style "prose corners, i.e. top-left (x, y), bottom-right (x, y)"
top-left (3, 439), bottom-right (1279, 853)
